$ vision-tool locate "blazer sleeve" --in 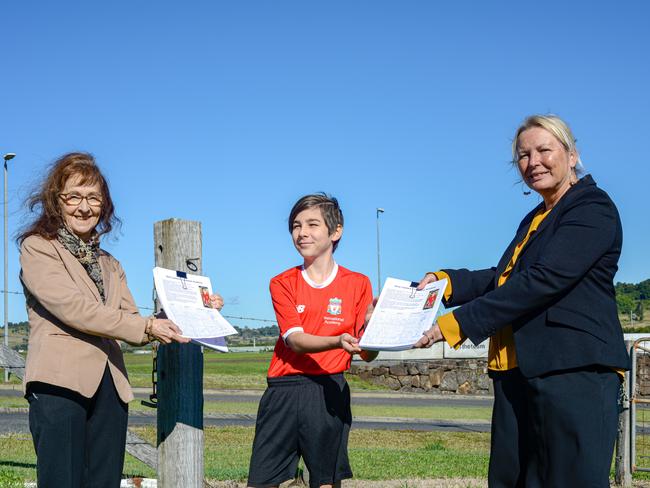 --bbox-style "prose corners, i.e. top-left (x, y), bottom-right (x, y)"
top-left (454, 193), bottom-right (619, 345)
top-left (440, 267), bottom-right (497, 306)
top-left (20, 236), bottom-right (147, 344)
